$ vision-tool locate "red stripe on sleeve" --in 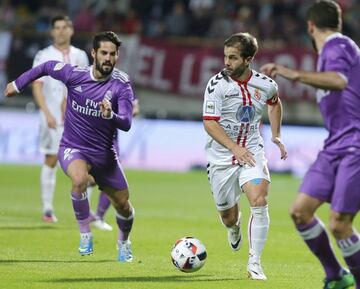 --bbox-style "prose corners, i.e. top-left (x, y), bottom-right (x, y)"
top-left (203, 116), bottom-right (220, 121)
